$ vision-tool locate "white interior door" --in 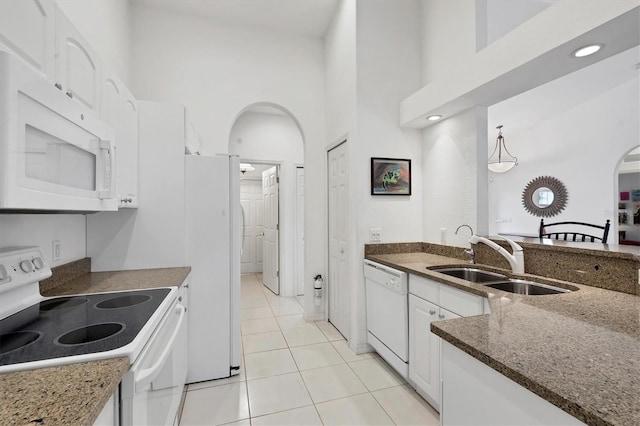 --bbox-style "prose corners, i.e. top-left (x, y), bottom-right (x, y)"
top-left (295, 167), bottom-right (305, 295)
top-left (240, 180), bottom-right (264, 274)
top-left (262, 166), bottom-right (279, 294)
top-left (328, 142), bottom-right (349, 338)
